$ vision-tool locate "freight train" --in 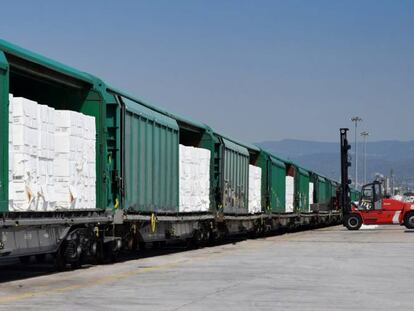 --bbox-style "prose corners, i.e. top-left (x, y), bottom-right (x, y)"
top-left (0, 39), bottom-right (349, 268)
